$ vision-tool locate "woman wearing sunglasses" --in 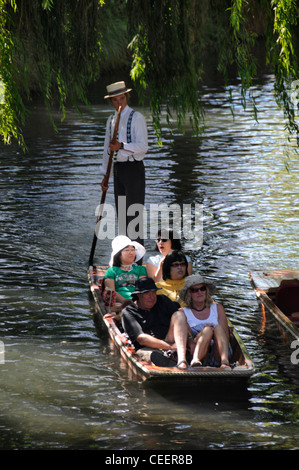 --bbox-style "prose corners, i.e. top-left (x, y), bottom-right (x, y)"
top-left (146, 229), bottom-right (192, 282)
top-left (179, 275), bottom-right (232, 369)
top-left (156, 250), bottom-right (188, 304)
